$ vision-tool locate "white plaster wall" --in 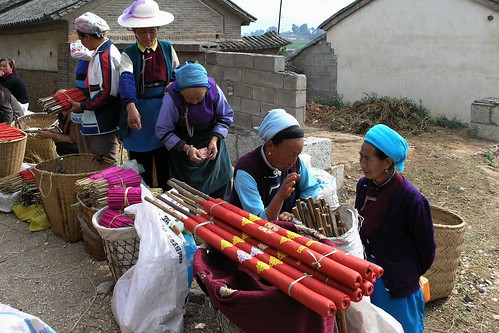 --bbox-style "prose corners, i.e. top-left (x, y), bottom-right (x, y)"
top-left (2, 30), bottom-right (60, 71)
top-left (326, 0), bottom-right (499, 122)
